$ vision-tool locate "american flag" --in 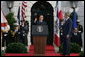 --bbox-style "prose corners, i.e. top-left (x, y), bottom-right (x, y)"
top-left (21, 1), bottom-right (27, 24)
